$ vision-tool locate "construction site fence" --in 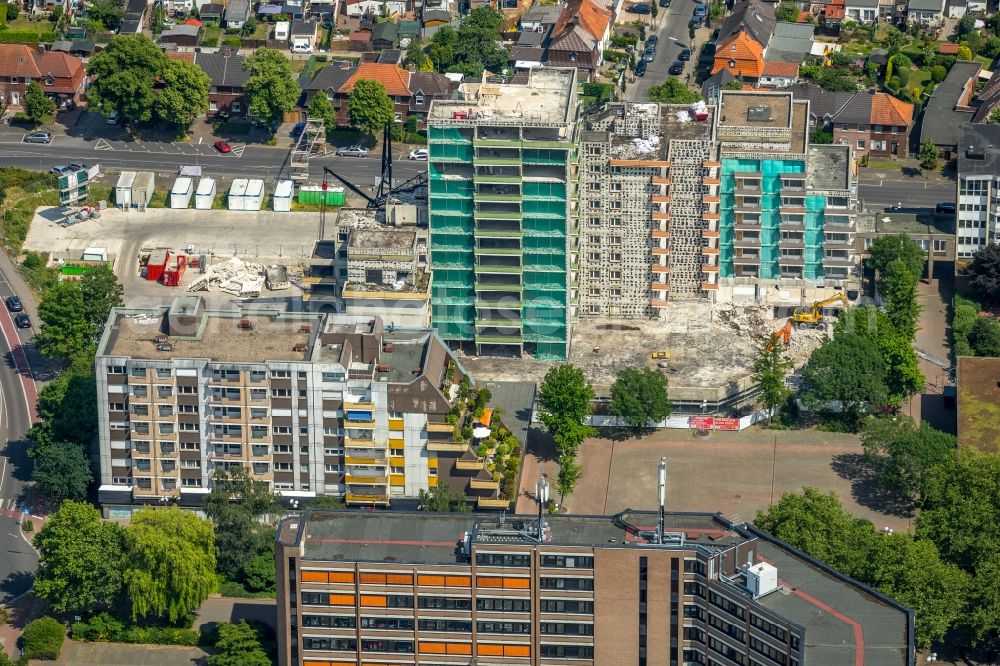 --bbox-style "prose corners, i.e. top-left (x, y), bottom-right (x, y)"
top-left (582, 409), bottom-right (772, 431)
